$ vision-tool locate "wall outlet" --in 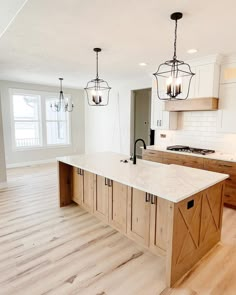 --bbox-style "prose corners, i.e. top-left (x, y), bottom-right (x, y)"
top-left (160, 134), bottom-right (166, 138)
